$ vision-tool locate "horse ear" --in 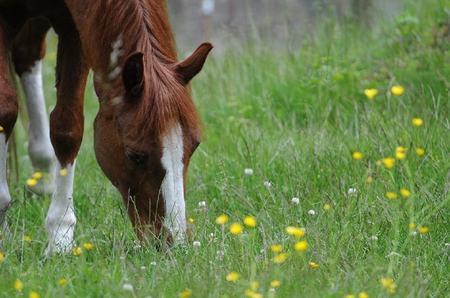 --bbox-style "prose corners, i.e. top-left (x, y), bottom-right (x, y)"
top-left (122, 52), bottom-right (144, 98)
top-left (175, 43), bottom-right (213, 85)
